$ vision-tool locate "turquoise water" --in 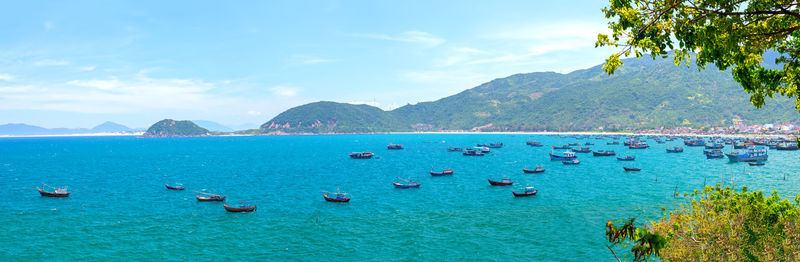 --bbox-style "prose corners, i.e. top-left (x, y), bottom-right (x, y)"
top-left (1, 134), bottom-right (799, 261)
